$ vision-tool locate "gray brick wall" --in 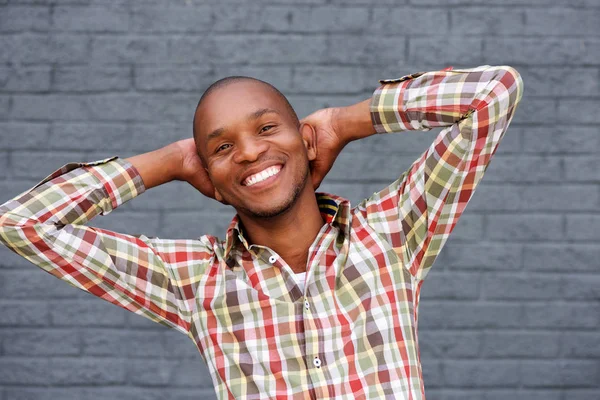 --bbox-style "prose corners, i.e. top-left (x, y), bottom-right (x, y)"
top-left (0, 0), bottom-right (598, 399)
